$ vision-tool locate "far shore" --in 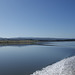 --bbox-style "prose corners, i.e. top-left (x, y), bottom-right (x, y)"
top-left (0, 39), bottom-right (75, 45)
